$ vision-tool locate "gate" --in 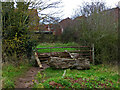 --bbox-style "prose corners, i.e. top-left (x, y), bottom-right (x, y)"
top-left (35, 45), bottom-right (94, 65)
